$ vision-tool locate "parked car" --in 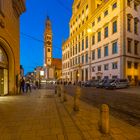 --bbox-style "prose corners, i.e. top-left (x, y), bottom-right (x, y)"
top-left (105, 79), bottom-right (129, 89)
top-left (96, 79), bottom-right (108, 88)
top-left (84, 80), bottom-right (99, 87)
